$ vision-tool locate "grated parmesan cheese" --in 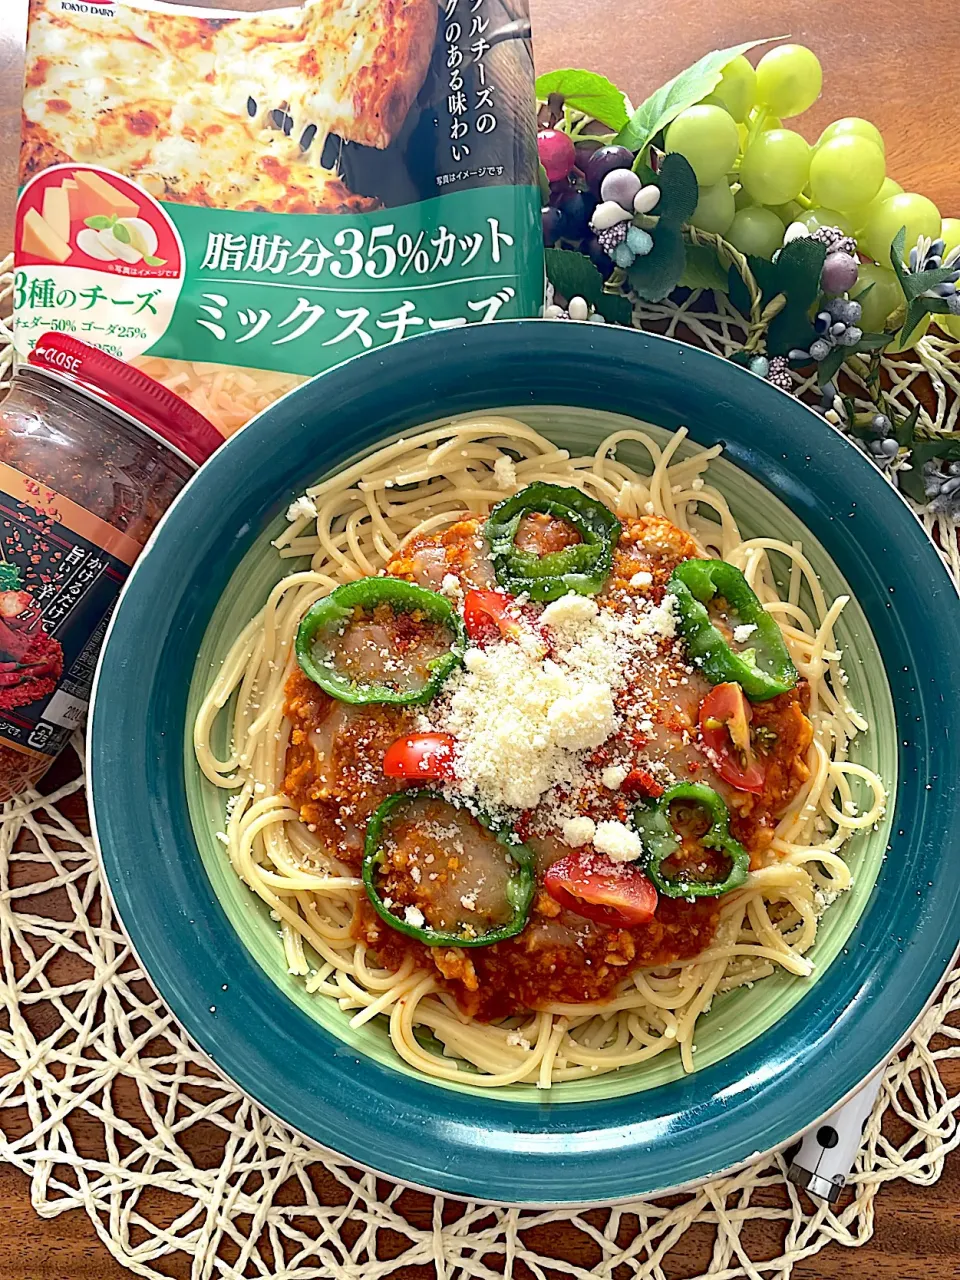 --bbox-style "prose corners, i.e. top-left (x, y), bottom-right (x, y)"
top-left (493, 455), bottom-right (518, 489)
top-left (593, 820), bottom-right (644, 863)
top-left (601, 765), bottom-right (629, 791)
top-left (440, 573), bottom-right (461, 598)
top-left (629, 570), bottom-right (653, 588)
top-left (286, 494), bottom-right (318, 523)
top-left (732, 623), bottom-right (758, 643)
top-left (403, 905), bottom-right (425, 928)
top-left (420, 592), bottom-right (632, 813)
top-left (562, 816), bottom-right (596, 847)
